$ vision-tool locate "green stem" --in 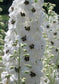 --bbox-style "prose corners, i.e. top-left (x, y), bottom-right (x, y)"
top-left (18, 46), bottom-right (20, 84)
